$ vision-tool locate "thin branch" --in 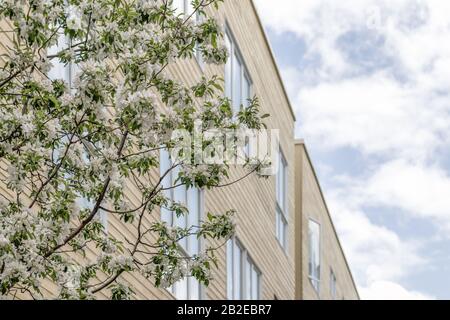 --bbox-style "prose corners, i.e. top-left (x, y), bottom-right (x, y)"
top-left (28, 113), bottom-right (87, 209)
top-left (45, 130), bottom-right (129, 257)
top-left (214, 165), bottom-right (259, 188)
